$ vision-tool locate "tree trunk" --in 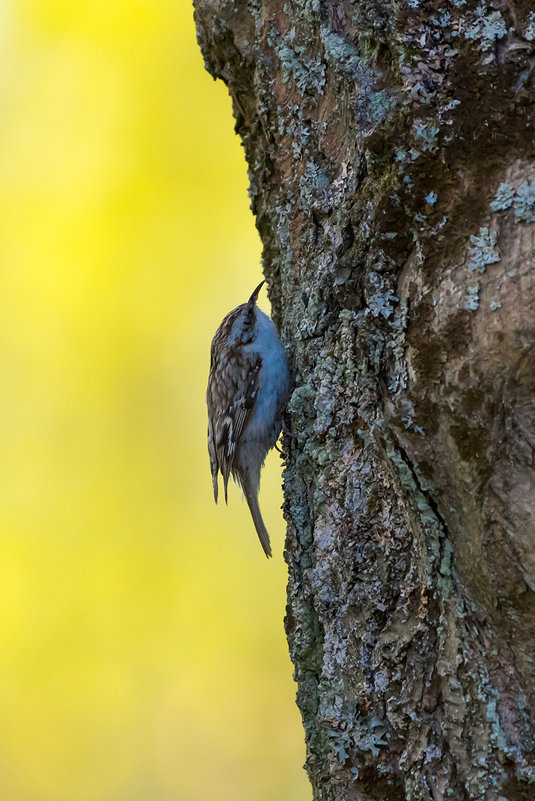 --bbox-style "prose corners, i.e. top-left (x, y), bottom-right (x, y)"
top-left (193, 1), bottom-right (535, 798)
